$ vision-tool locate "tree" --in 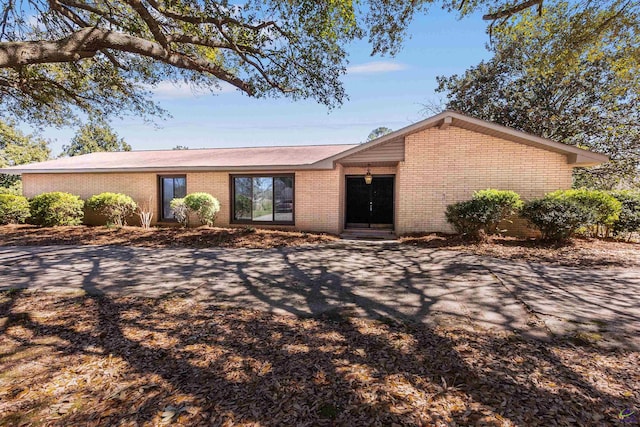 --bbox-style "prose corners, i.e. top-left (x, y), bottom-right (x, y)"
top-left (1, 121), bottom-right (51, 191)
top-left (0, 0), bottom-right (430, 127)
top-left (62, 122), bottom-right (132, 157)
top-left (366, 127), bottom-right (393, 142)
top-left (1, 0), bottom-right (630, 127)
top-left (435, 2), bottom-right (640, 189)
top-left (173, 145), bottom-right (189, 150)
